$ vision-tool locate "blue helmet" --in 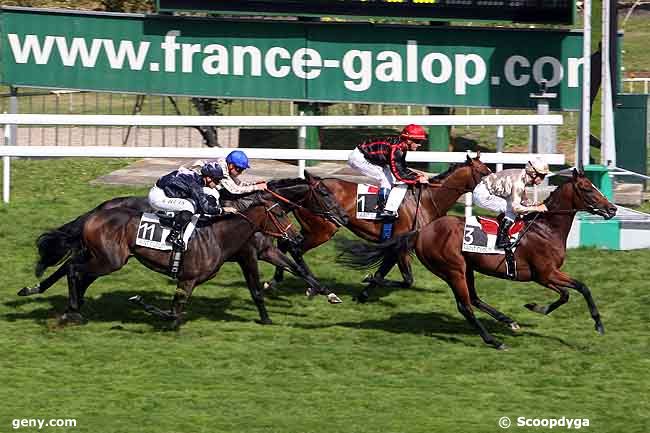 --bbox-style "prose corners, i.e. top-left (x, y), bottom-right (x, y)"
top-left (226, 150), bottom-right (250, 170)
top-left (200, 162), bottom-right (224, 180)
